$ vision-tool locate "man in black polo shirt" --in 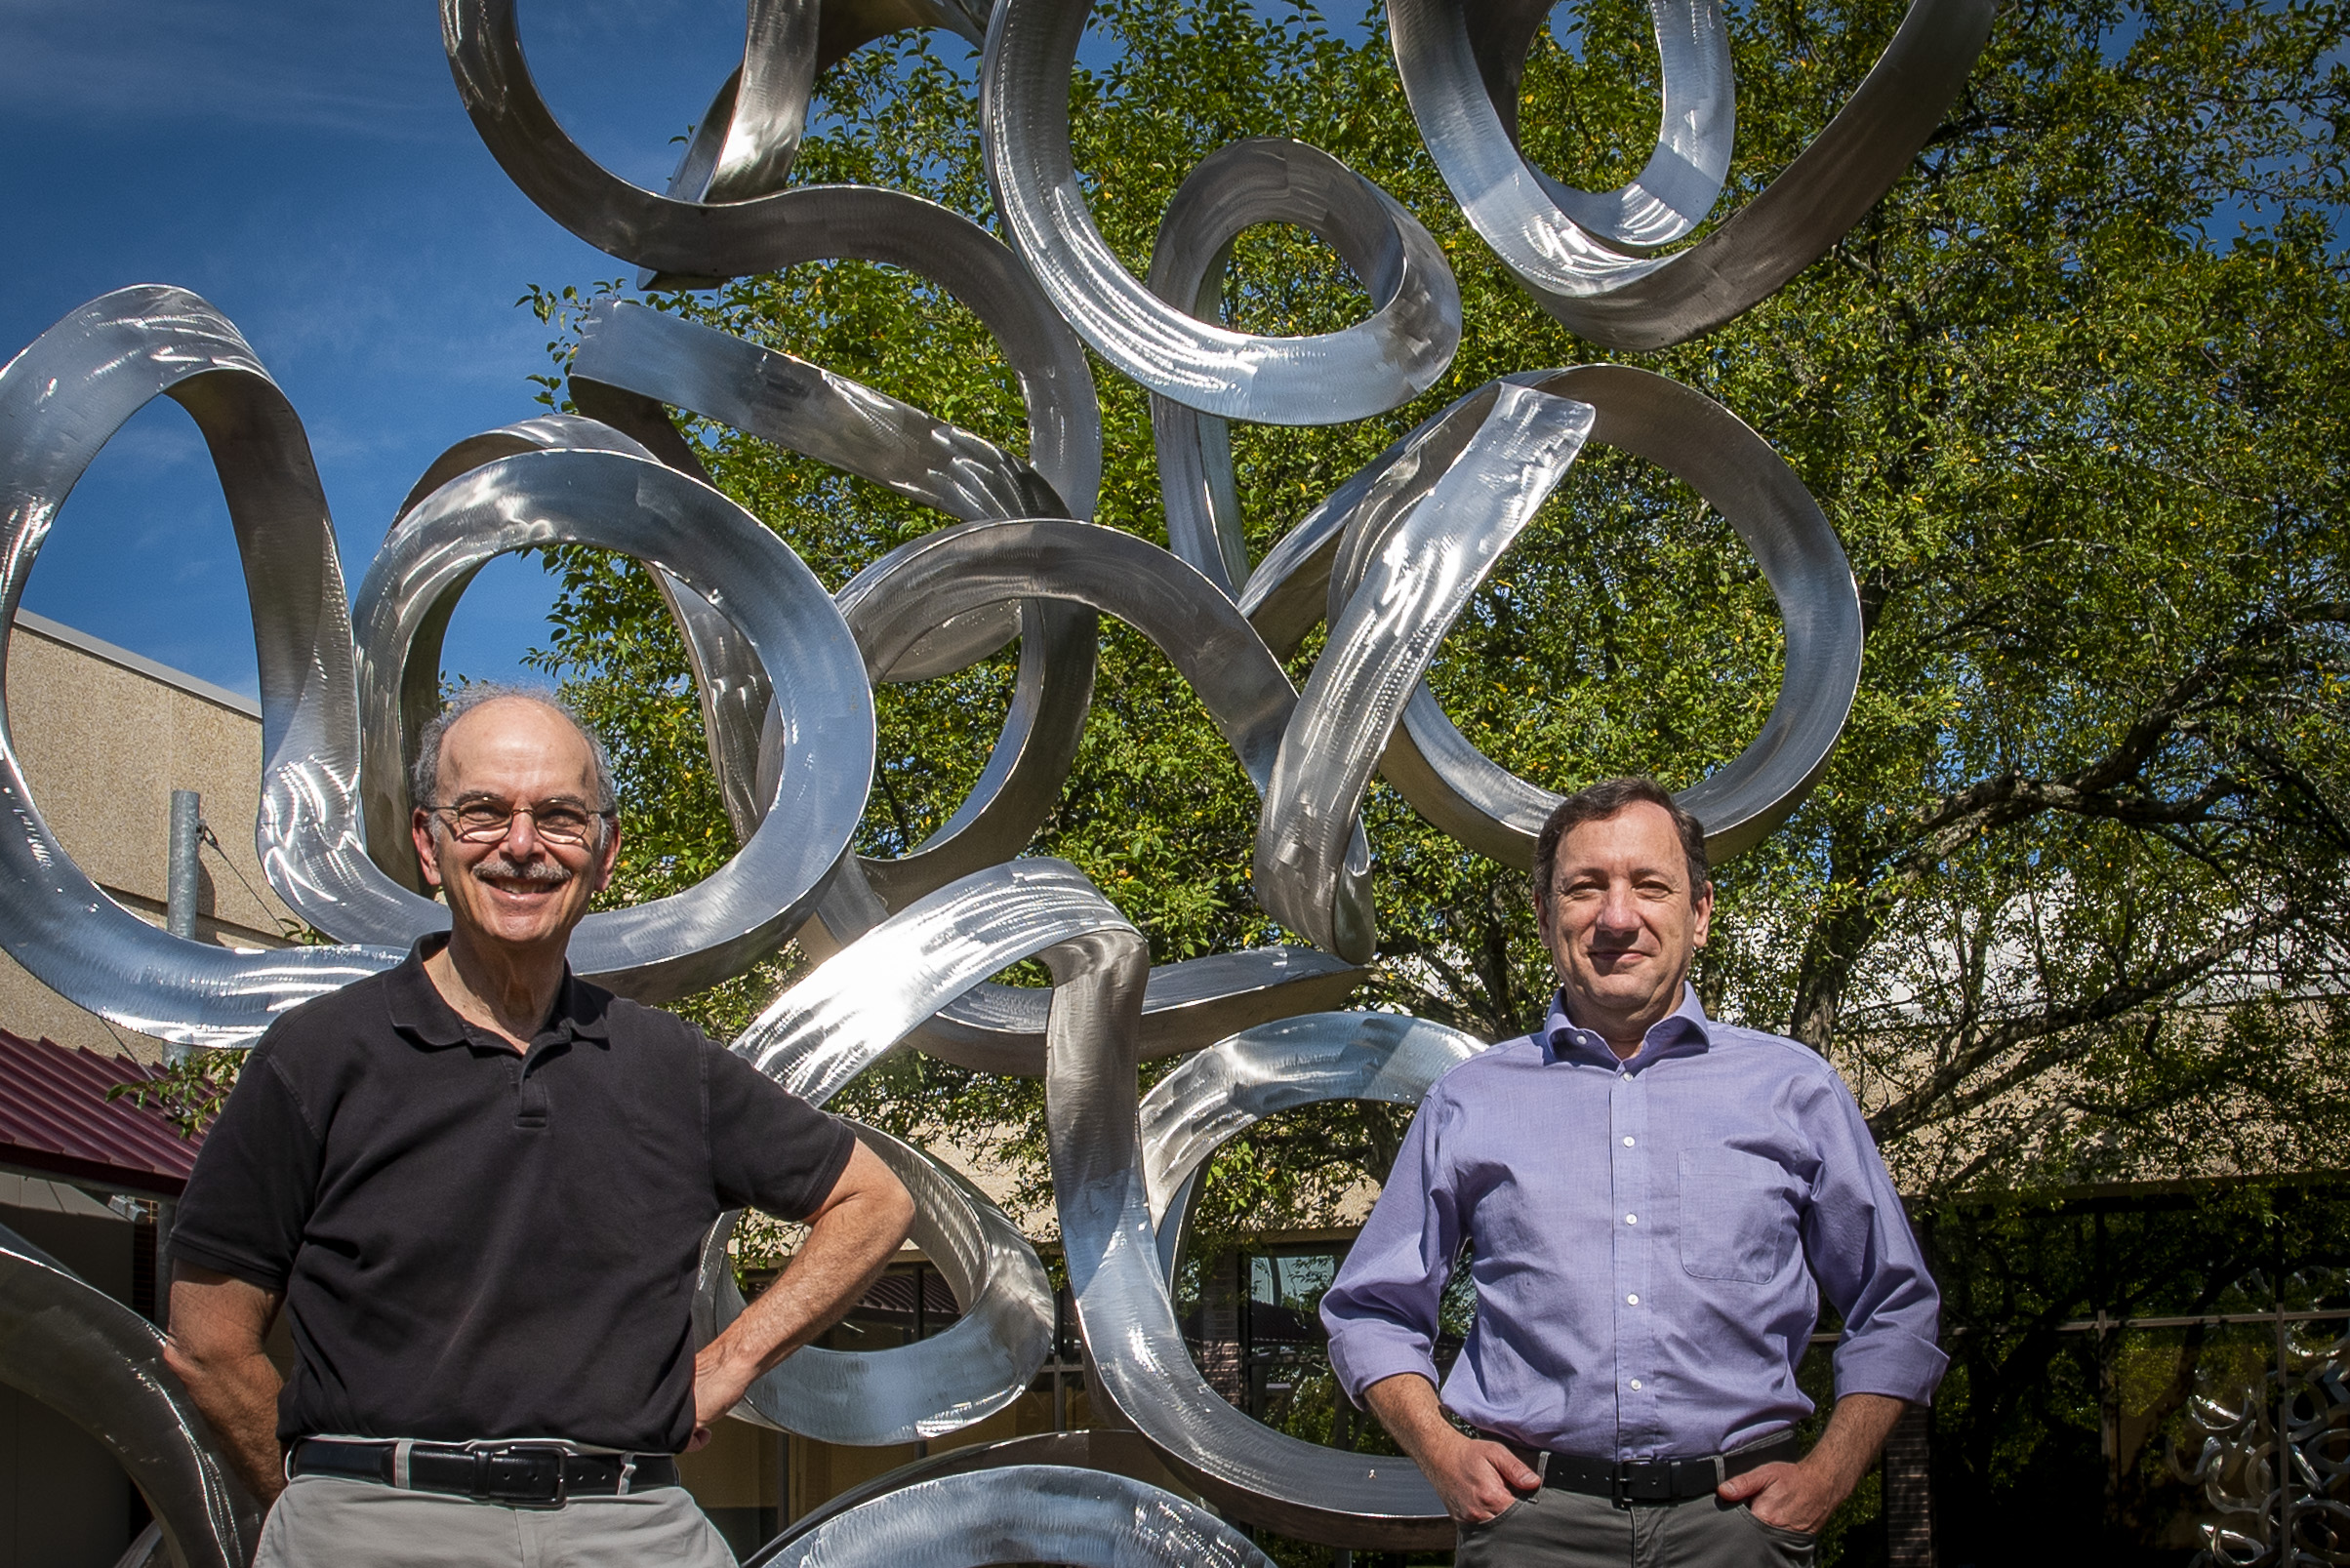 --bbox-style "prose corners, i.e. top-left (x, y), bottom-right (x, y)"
top-left (164, 688), bottom-right (913, 1565)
